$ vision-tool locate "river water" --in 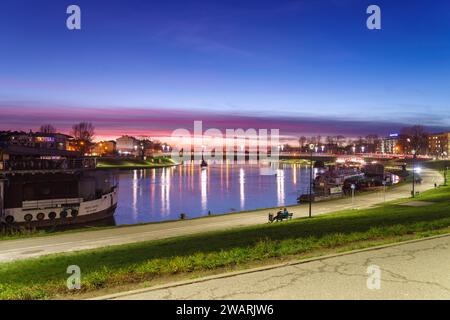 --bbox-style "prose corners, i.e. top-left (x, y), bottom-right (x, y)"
top-left (114, 161), bottom-right (313, 225)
